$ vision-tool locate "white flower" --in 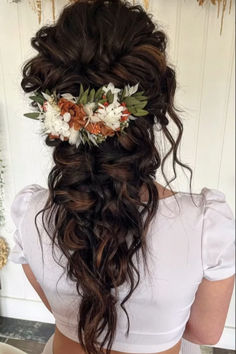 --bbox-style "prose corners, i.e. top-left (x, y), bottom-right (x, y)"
top-left (42, 92), bottom-right (54, 103)
top-left (63, 112), bottom-right (71, 122)
top-left (43, 101), bottom-right (70, 139)
top-left (83, 102), bottom-right (96, 116)
top-left (83, 102), bottom-right (100, 126)
top-left (61, 93), bottom-right (77, 103)
top-left (102, 83), bottom-right (121, 104)
top-left (96, 102), bottom-right (125, 130)
top-left (124, 83), bottom-right (139, 97)
top-left (102, 83), bottom-right (121, 96)
top-left (68, 127), bottom-right (82, 147)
